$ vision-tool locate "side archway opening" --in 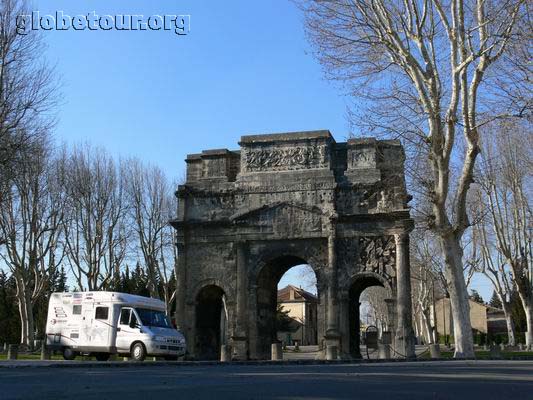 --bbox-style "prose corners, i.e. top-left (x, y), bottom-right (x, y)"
top-left (195, 285), bottom-right (227, 360)
top-left (349, 275), bottom-right (391, 358)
